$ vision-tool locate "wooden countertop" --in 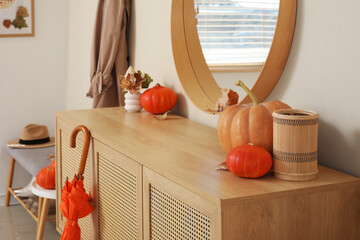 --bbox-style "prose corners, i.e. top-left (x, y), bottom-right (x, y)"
top-left (56, 107), bottom-right (360, 206)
